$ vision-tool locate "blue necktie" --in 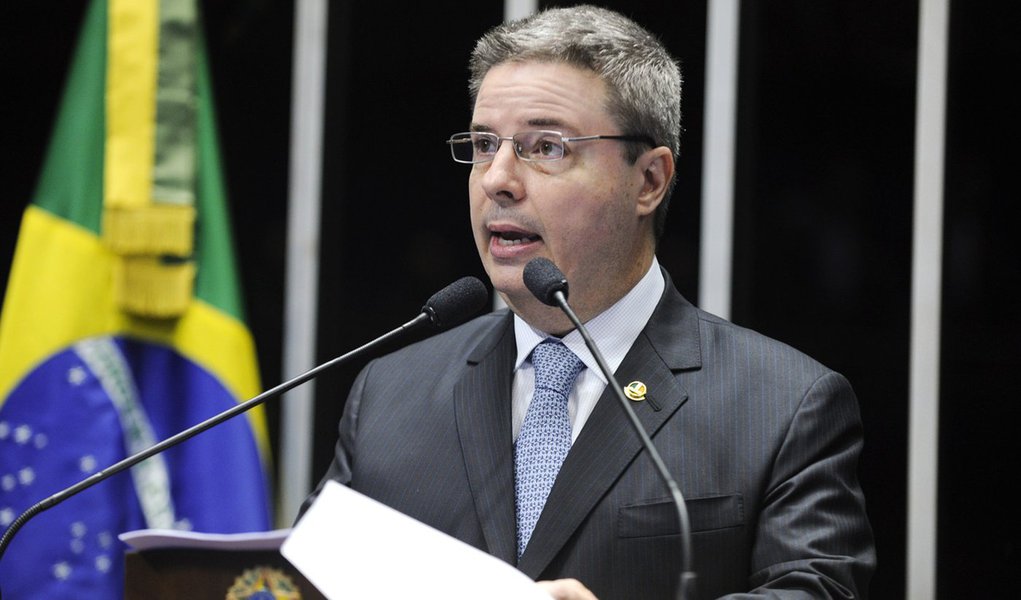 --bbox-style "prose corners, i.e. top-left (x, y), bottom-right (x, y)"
top-left (515, 340), bottom-right (584, 558)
